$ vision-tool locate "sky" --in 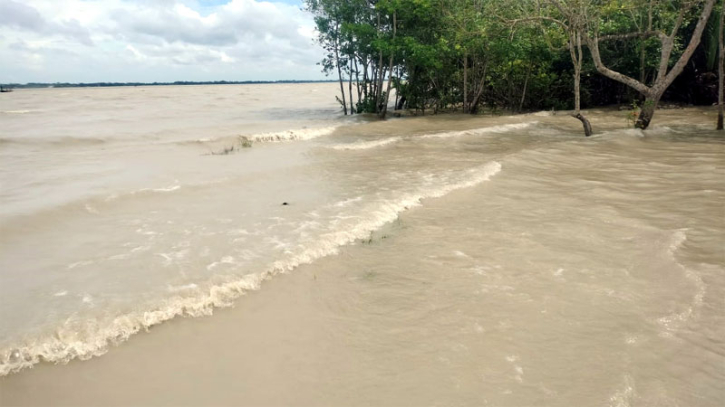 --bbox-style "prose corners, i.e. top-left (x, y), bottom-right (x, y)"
top-left (0, 0), bottom-right (328, 83)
